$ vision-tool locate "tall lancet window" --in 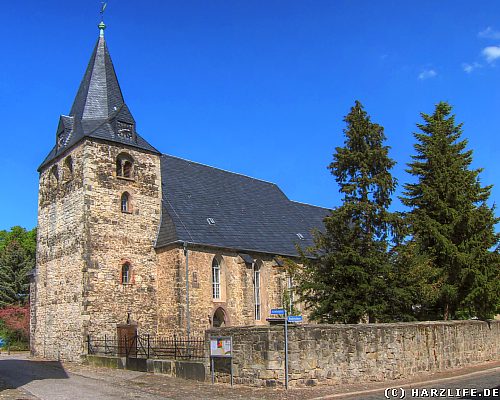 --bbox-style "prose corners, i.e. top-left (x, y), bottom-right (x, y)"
top-left (212, 257), bottom-right (221, 300)
top-left (254, 262), bottom-right (261, 320)
top-left (121, 263), bottom-right (131, 284)
top-left (121, 192), bottom-right (130, 213)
